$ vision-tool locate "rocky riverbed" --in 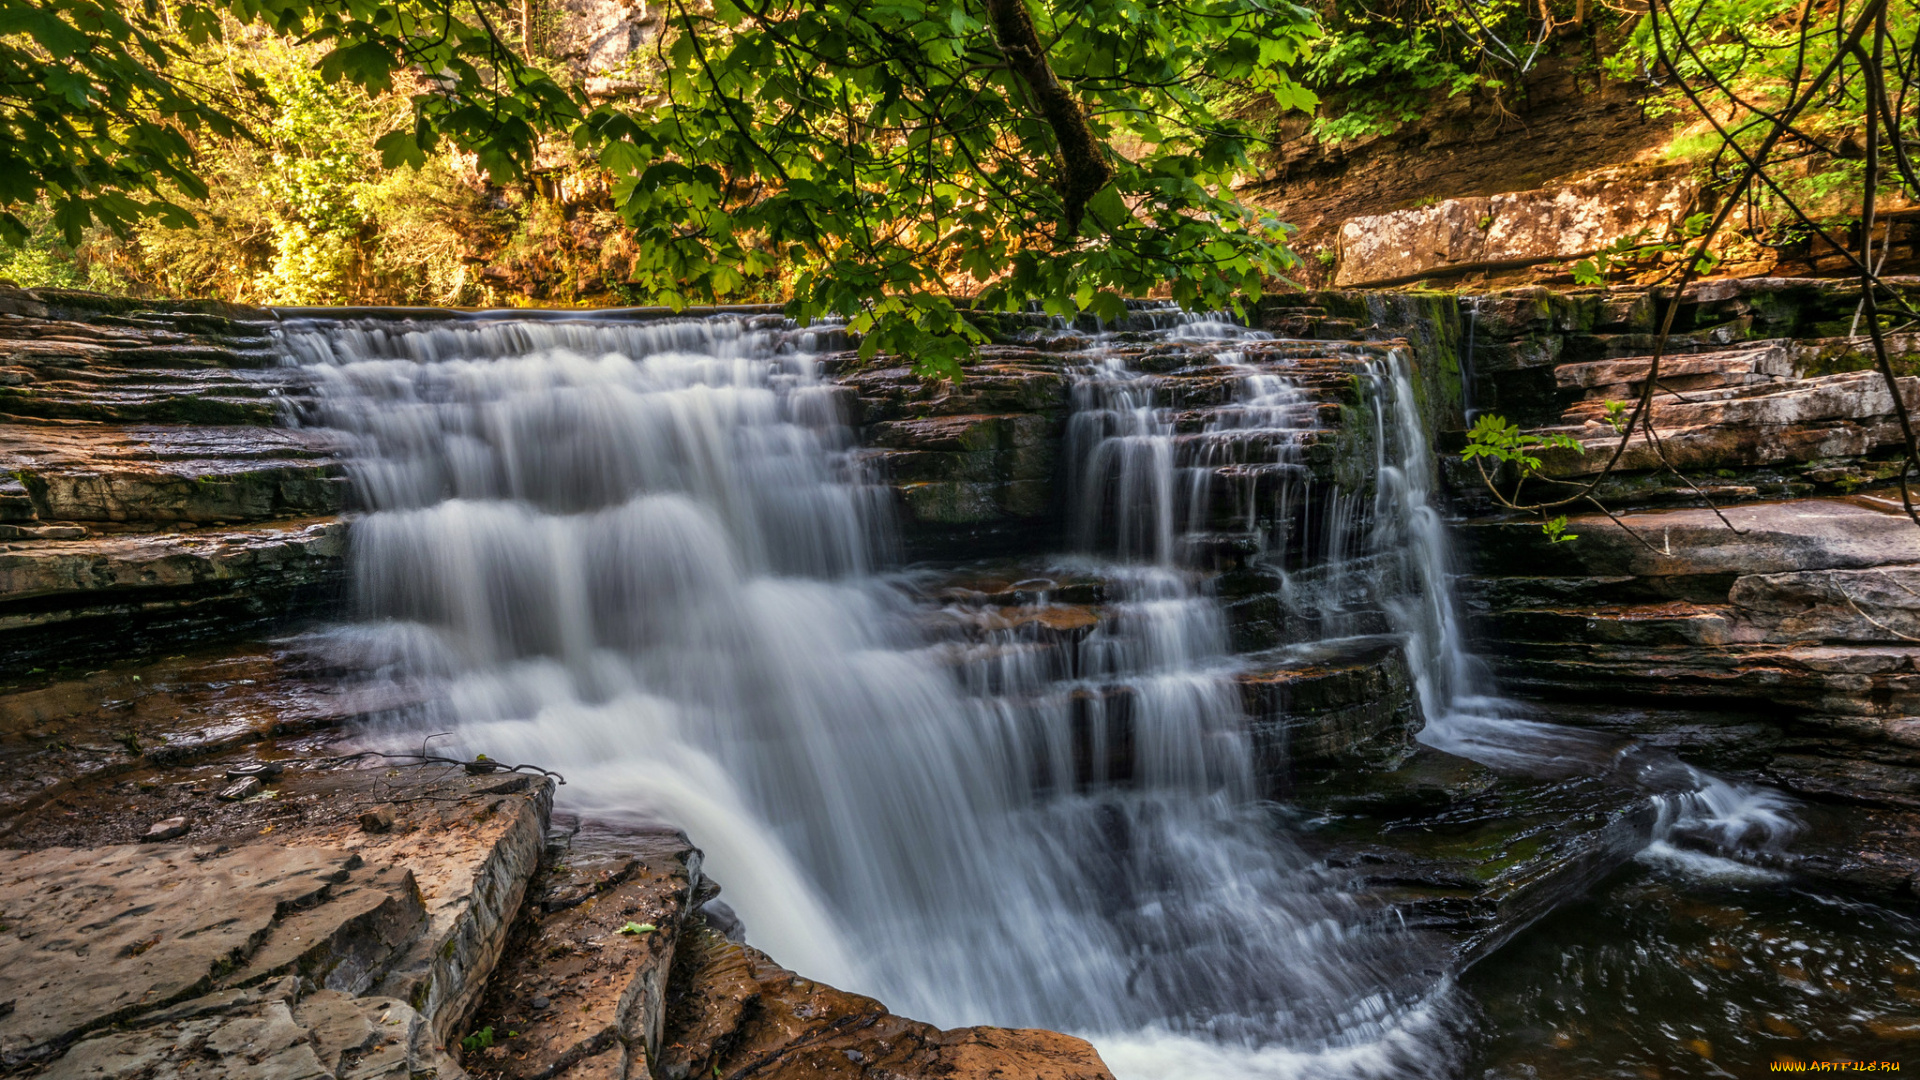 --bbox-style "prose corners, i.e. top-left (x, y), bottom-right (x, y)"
top-left (4, 279), bottom-right (1919, 1076)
